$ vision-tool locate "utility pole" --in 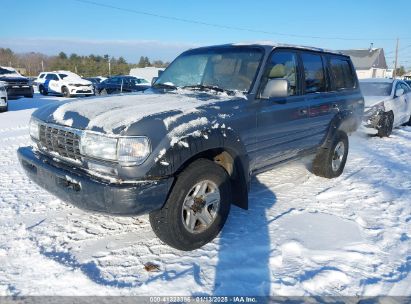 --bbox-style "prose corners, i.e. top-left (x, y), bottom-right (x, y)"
top-left (394, 38), bottom-right (399, 79)
top-left (41, 60), bottom-right (44, 72)
top-left (108, 57), bottom-right (111, 77)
